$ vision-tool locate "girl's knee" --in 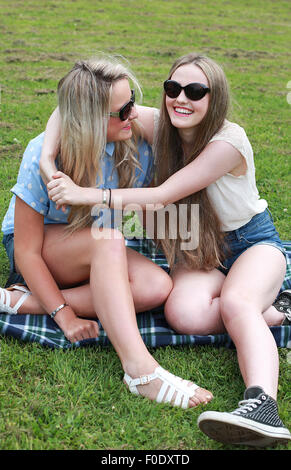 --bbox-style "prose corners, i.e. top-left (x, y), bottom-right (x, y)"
top-left (220, 290), bottom-right (255, 324)
top-left (91, 228), bottom-right (126, 258)
top-left (91, 227), bottom-right (124, 243)
top-left (164, 293), bottom-right (215, 335)
top-left (151, 271), bottom-right (172, 305)
top-left (136, 269), bottom-right (173, 309)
